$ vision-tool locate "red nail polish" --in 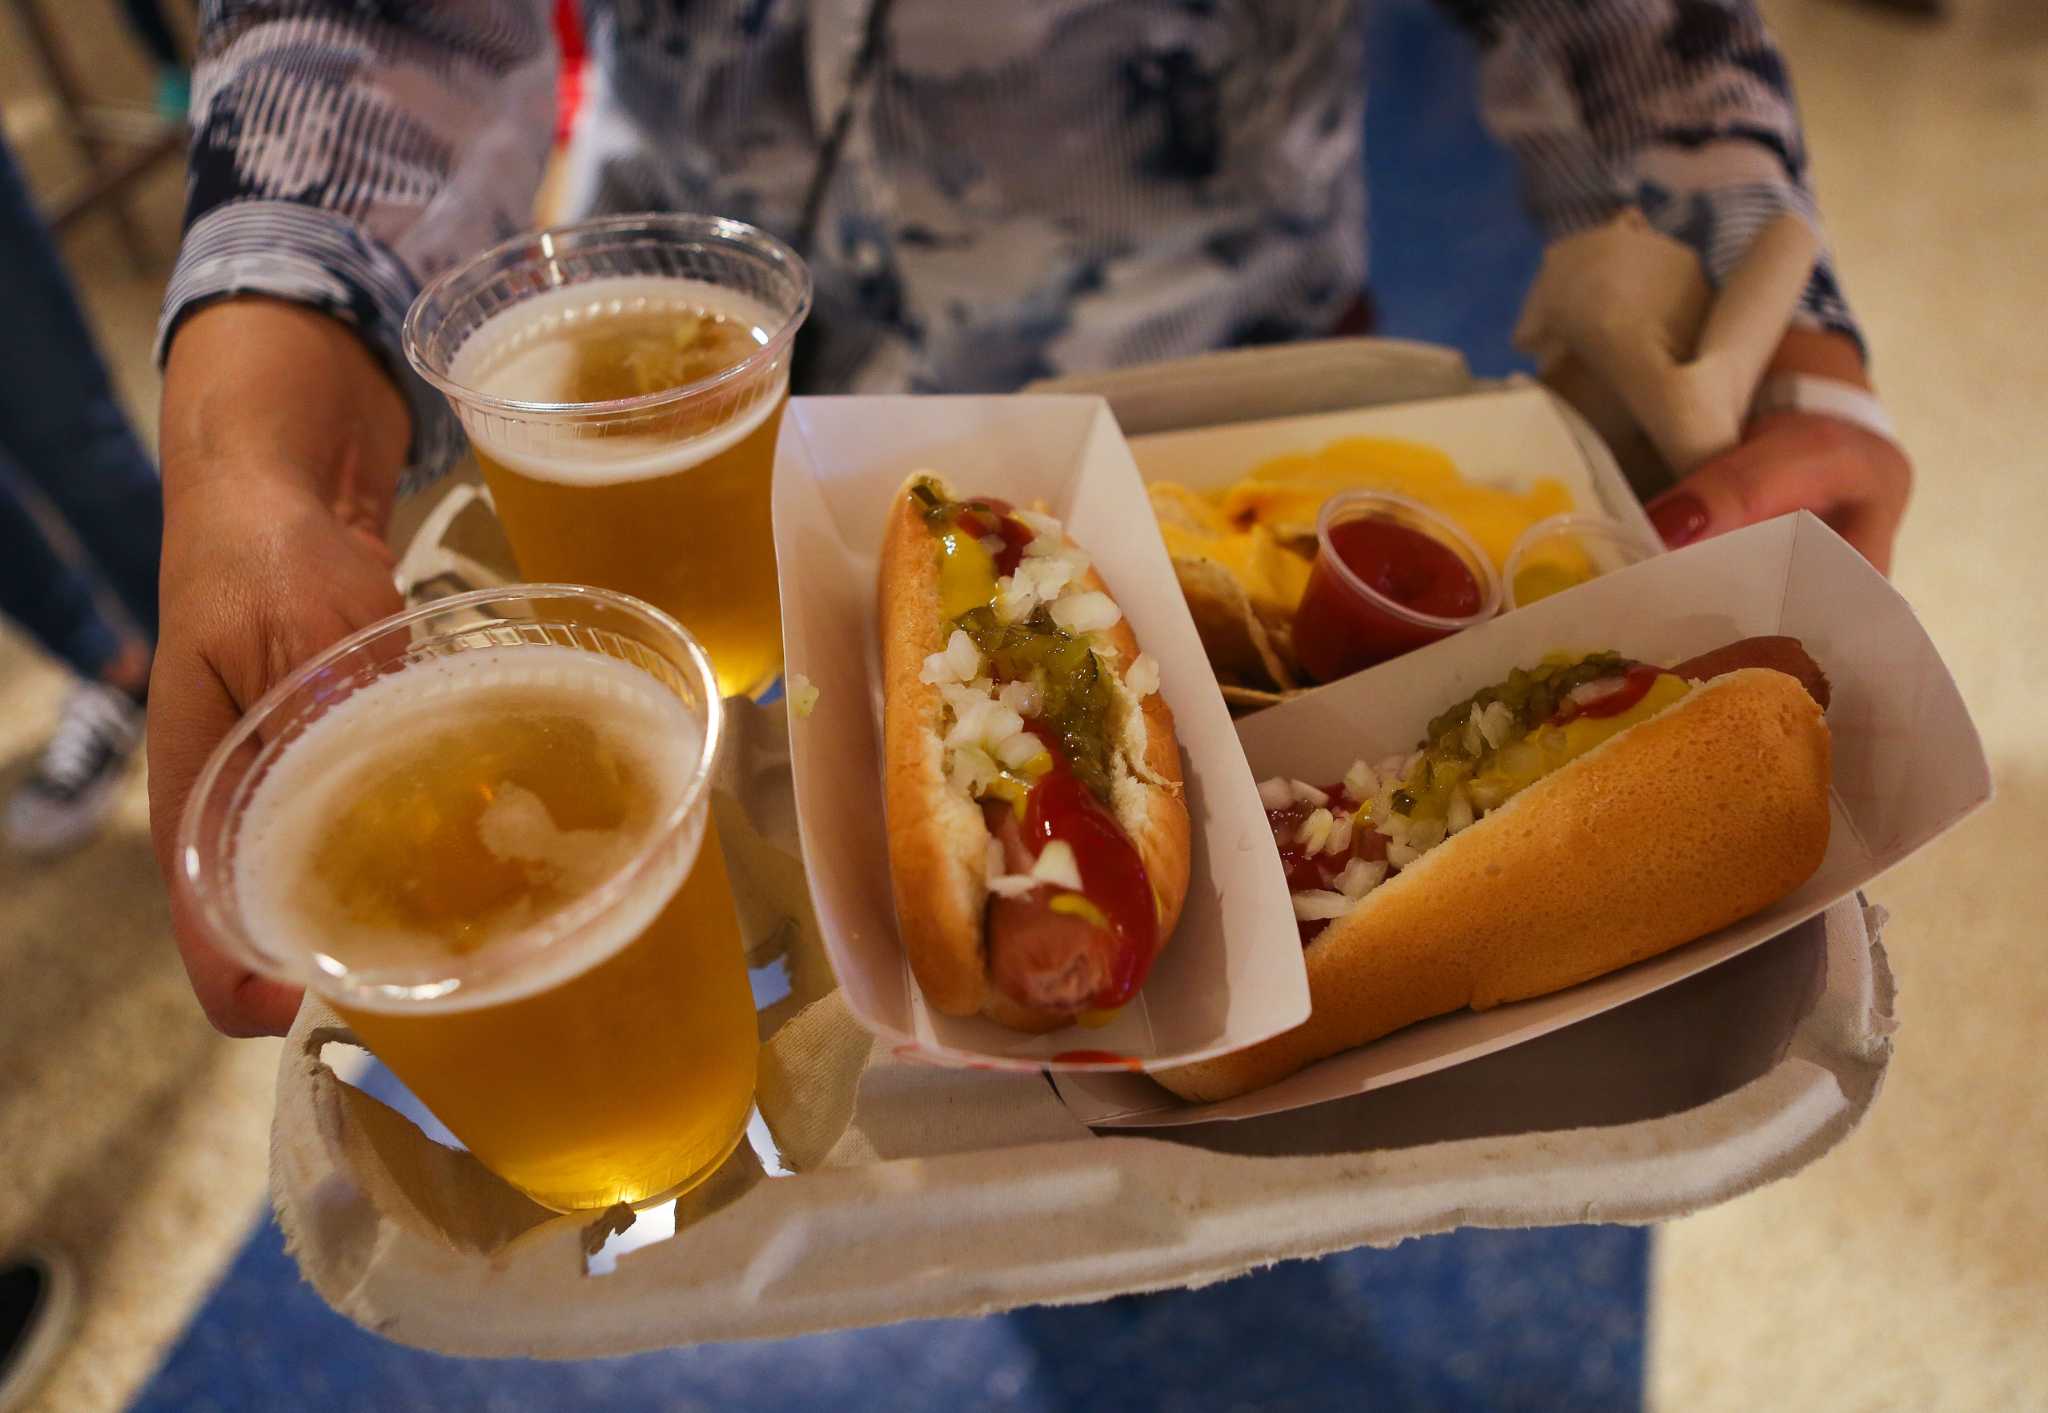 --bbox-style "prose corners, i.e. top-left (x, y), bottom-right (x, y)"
top-left (1649, 492), bottom-right (1709, 549)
